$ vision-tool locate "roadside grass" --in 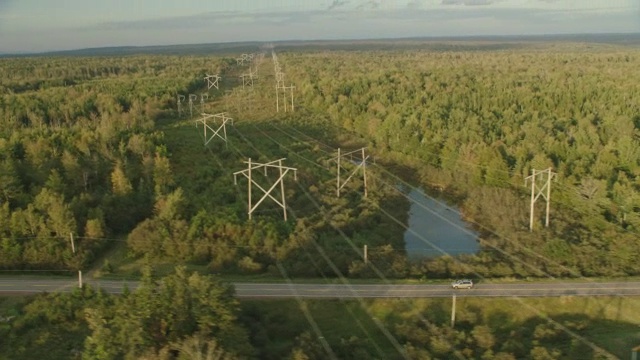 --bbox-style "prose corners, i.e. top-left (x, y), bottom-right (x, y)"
top-left (474, 275), bottom-right (640, 284)
top-left (524, 296), bottom-right (640, 357)
top-left (243, 296), bottom-right (640, 359)
top-left (306, 299), bottom-right (401, 359)
top-left (88, 238), bottom-right (133, 279)
top-left (451, 296), bottom-right (640, 359)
